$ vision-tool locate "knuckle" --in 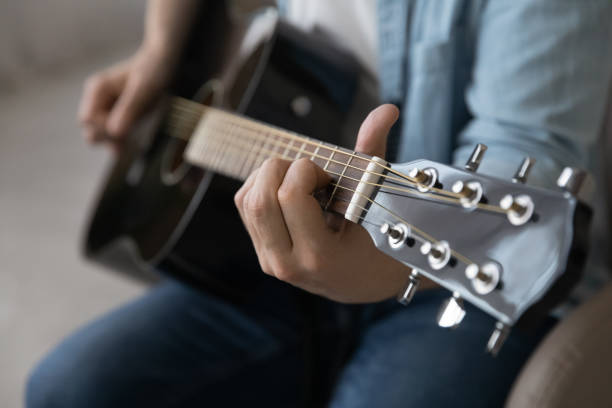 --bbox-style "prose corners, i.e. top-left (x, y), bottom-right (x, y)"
top-left (302, 253), bottom-right (324, 273)
top-left (245, 191), bottom-right (268, 220)
top-left (261, 255), bottom-right (297, 283)
top-left (274, 264), bottom-right (298, 283)
top-left (262, 157), bottom-right (284, 170)
top-left (276, 184), bottom-right (295, 205)
top-left (294, 157), bottom-right (316, 173)
top-left (233, 190), bottom-right (244, 208)
top-left (257, 257), bottom-right (272, 276)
